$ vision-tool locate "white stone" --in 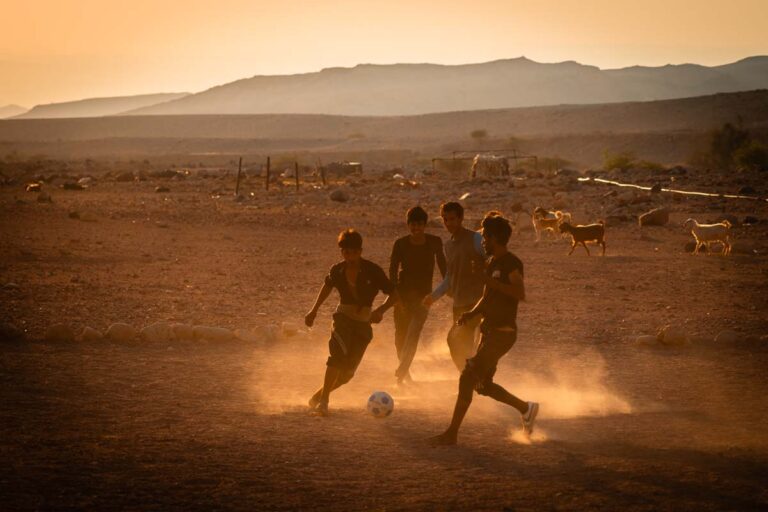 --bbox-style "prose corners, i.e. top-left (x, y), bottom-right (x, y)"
top-left (635, 335), bottom-right (658, 346)
top-left (81, 326), bottom-right (103, 342)
top-left (657, 325), bottom-right (688, 346)
top-left (45, 324), bottom-right (75, 343)
top-left (105, 323), bottom-right (138, 343)
top-left (140, 322), bottom-right (175, 343)
top-left (171, 323), bottom-right (194, 341)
